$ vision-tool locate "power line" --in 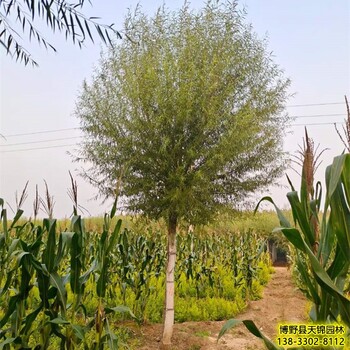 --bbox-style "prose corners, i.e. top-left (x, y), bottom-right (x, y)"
top-left (291, 122), bottom-right (343, 127)
top-left (0, 121), bottom-right (345, 152)
top-left (287, 102), bottom-right (344, 107)
top-left (0, 106), bottom-right (347, 146)
top-left (2, 127), bottom-right (80, 138)
top-left (0, 136), bottom-right (82, 147)
top-left (291, 113), bottom-right (346, 119)
top-left (0, 144), bottom-right (77, 153)
top-left (0, 103), bottom-right (346, 137)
